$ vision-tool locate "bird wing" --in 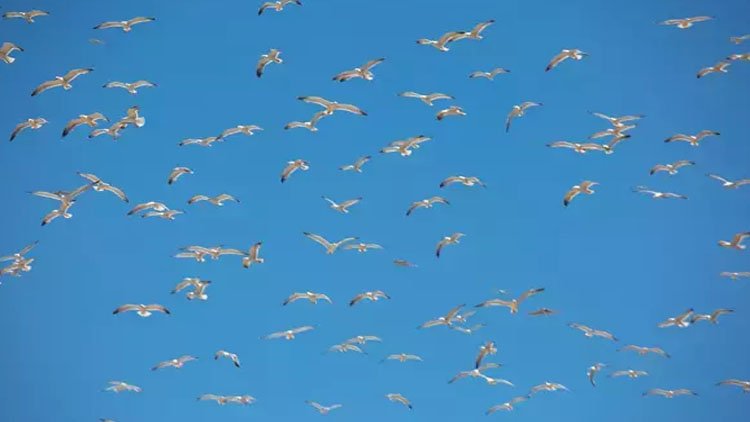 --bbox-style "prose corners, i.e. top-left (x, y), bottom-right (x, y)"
top-left (32, 79), bottom-right (63, 96)
top-left (64, 68), bottom-right (93, 82)
top-left (303, 232), bottom-right (332, 250)
top-left (361, 57), bottom-right (385, 71)
top-left (546, 51), bottom-right (569, 71)
top-left (128, 16), bottom-right (156, 26)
